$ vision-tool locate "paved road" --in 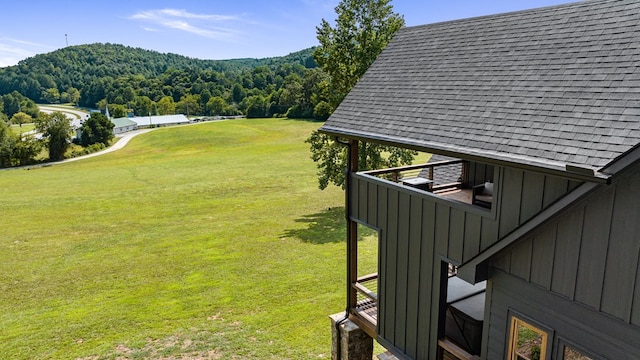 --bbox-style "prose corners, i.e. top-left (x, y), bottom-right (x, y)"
top-left (1, 128), bottom-right (158, 171)
top-left (38, 105), bottom-right (89, 129)
top-left (58, 128), bottom-right (158, 164)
